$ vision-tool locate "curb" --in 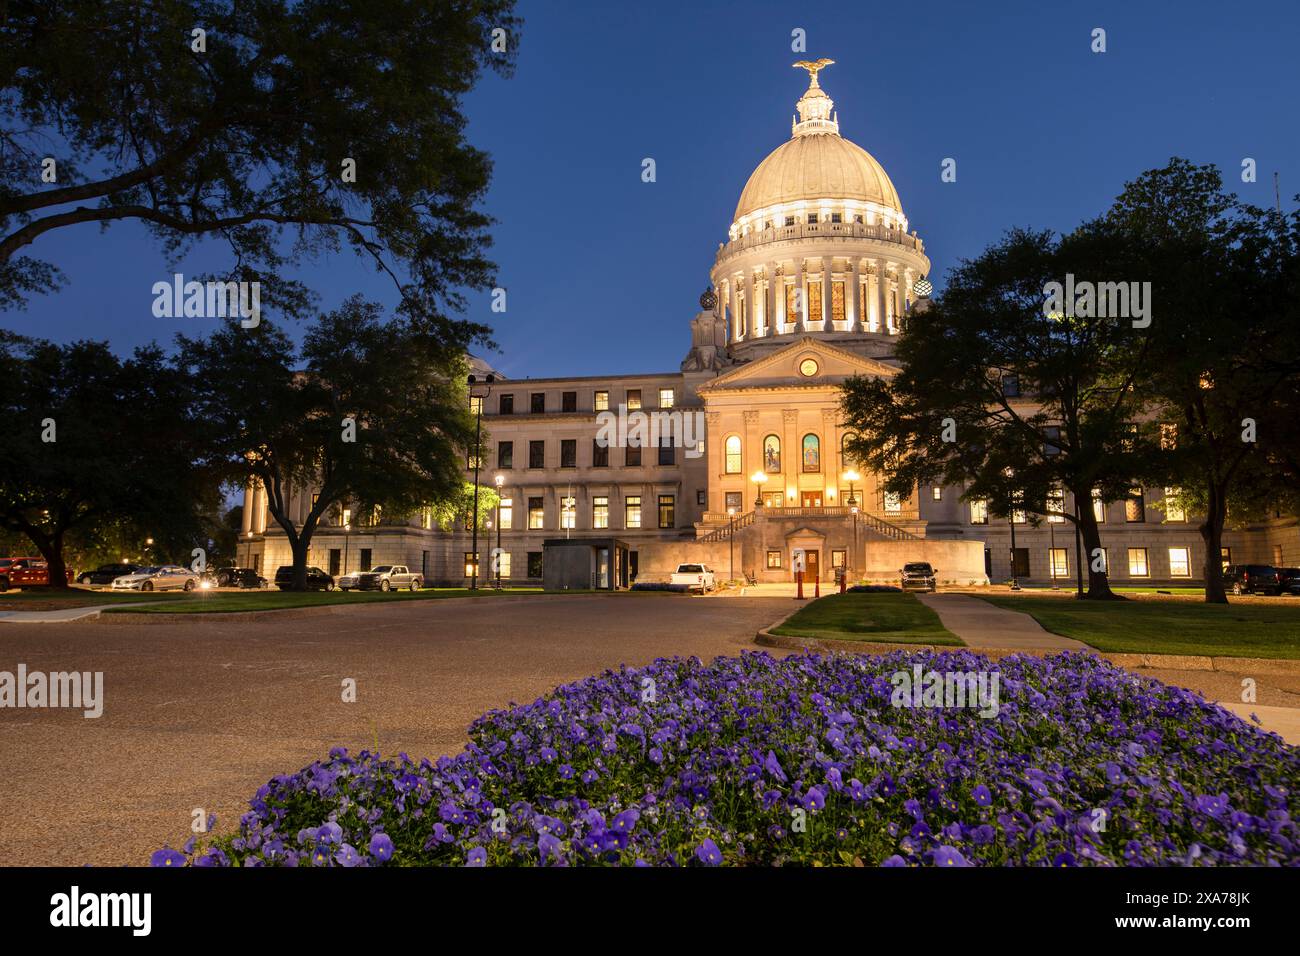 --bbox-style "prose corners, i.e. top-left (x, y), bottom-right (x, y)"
top-left (754, 627), bottom-right (1300, 676)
